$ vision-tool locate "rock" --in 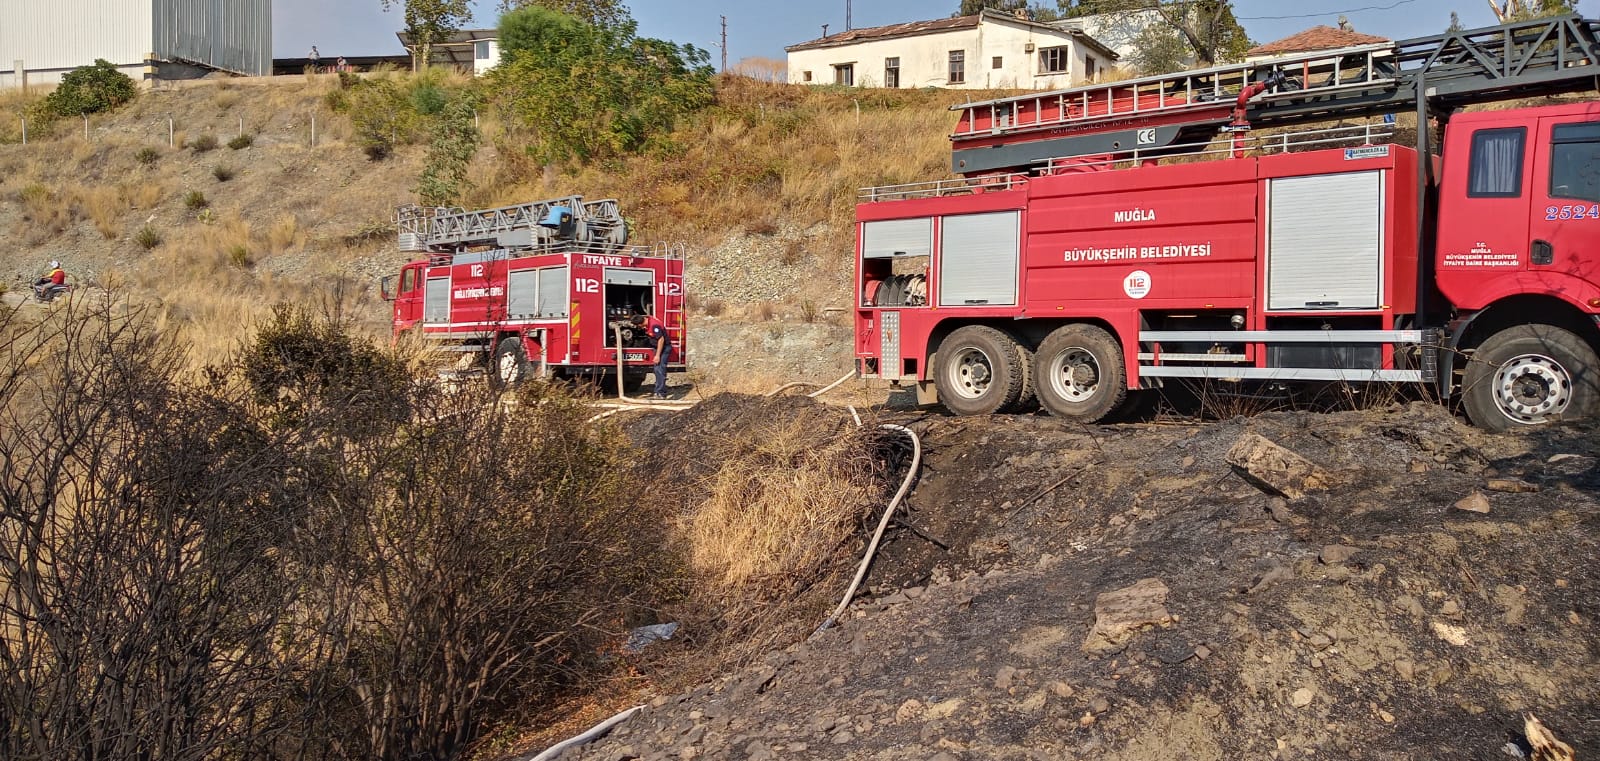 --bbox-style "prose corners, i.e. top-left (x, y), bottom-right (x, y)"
top-left (1267, 497), bottom-right (1294, 524)
top-left (1546, 454), bottom-right (1597, 477)
top-left (1090, 697), bottom-right (1111, 713)
top-left (1379, 710), bottom-right (1396, 723)
top-left (830, 730), bottom-right (853, 745)
top-left (994, 665), bottom-right (1018, 690)
top-left (894, 700), bottom-right (925, 722)
top-left (1453, 492), bottom-right (1492, 514)
top-left (1291, 687), bottom-right (1315, 707)
top-left (1049, 681), bottom-right (1075, 698)
top-left (1431, 621), bottom-right (1471, 646)
top-left (1248, 563), bottom-right (1294, 595)
top-left (1441, 600), bottom-right (1461, 616)
top-left (1394, 659), bottom-right (1416, 681)
top-left (925, 699), bottom-right (963, 721)
top-left (1487, 478), bottom-right (1540, 494)
top-left (1082, 578), bottom-right (1175, 654)
top-left (1525, 713), bottom-right (1576, 761)
top-left (1319, 544), bottom-right (1358, 565)
top-left (1226, 433), bottom-right (1332, 499)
